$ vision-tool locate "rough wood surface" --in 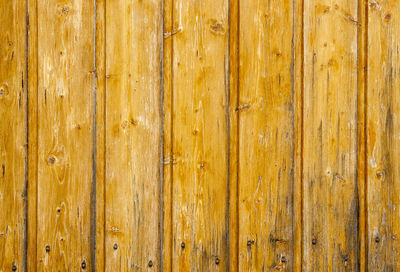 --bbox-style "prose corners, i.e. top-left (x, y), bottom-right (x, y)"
top-left (27, 0), bottom-right (38, 270)
top-left (237, 1), bottom-right (295, 271)
top-left (303, 0), bottom-right (359, 270)
top-left (95, 0), bottom-right (106, 271)
top-left (3, 0), bottom-right (400, 271)
top-left (104, 0), bottom-right (163, 270)
top-left (35, 1), bottom-right (95, 270)
top-left (0, 1), bottom-right (27, 271)
top-left (169, 0), bottom-right (229, 270)
top-left (367, 0), bottom-right (400, 270)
